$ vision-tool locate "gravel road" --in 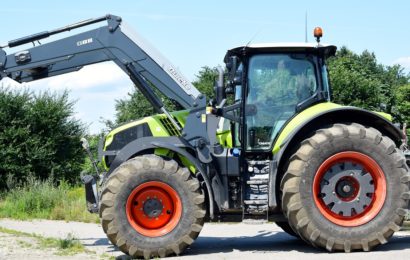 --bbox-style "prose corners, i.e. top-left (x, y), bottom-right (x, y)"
top-left (1, 219), bottom-right (410, 259)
